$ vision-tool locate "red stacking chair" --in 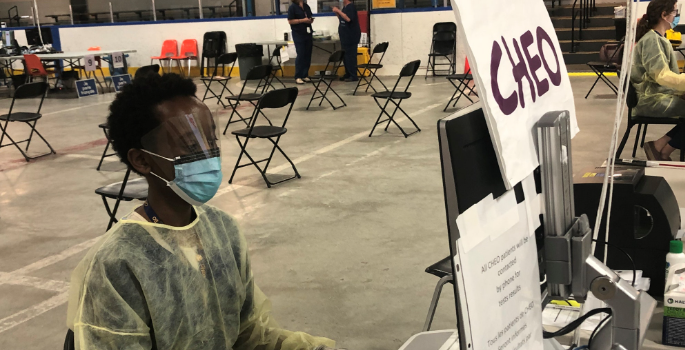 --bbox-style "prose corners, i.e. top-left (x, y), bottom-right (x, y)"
top-left (23, 54), bottom-right (56, 86)
top-left (150, 40), bottom-right (178, 74)
top-left (171, 39), bottom-right (199, 77)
